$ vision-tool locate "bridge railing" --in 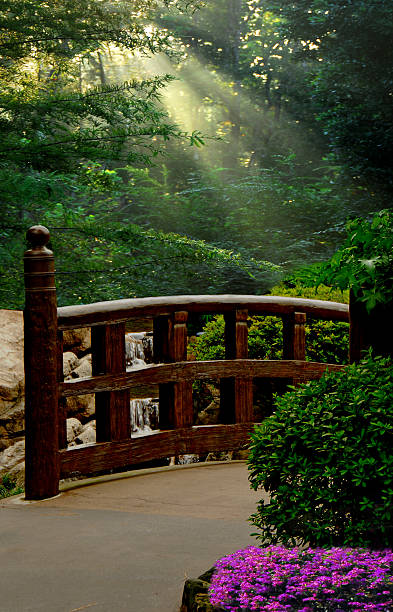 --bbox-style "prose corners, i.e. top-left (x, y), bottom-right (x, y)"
top-left (23, 226), bottom-right (349, 499)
